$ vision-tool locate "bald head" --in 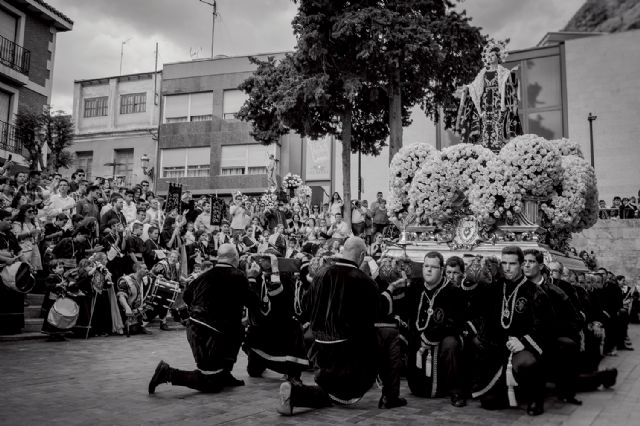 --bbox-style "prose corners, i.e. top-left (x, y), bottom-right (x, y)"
top-left (217, 244), bottom-right (239, 268)
top-left (342, 237), bottom-right (366, 264)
